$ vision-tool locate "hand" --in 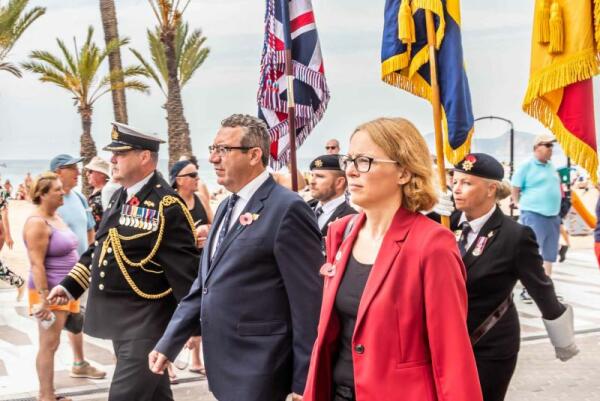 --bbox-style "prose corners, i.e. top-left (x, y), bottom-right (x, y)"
top-left (432, 190), bottom-right (454, 217)
top-left (47, 286), bottom-right (69, 305)
top-left (148, 350), bottom-right (170, 374)
top-left (196, 224), bottom-right (210, 249)
top-left (32, 302), bottom-right (53, 321)
top-left (291, 393), bottom-right (303, 401)
top-left (555, 343), bottom-right (579, 362)
top-left (185, 336), bottom-right (201, 350)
